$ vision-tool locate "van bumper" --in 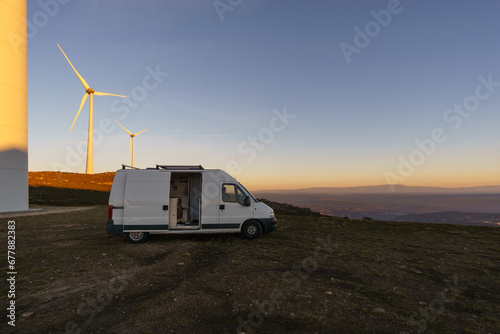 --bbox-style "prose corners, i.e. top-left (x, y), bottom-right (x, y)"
top-left (260, 218), bottom-right (277, 233)
top-left (106, 220), bottom-right (123, 235)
